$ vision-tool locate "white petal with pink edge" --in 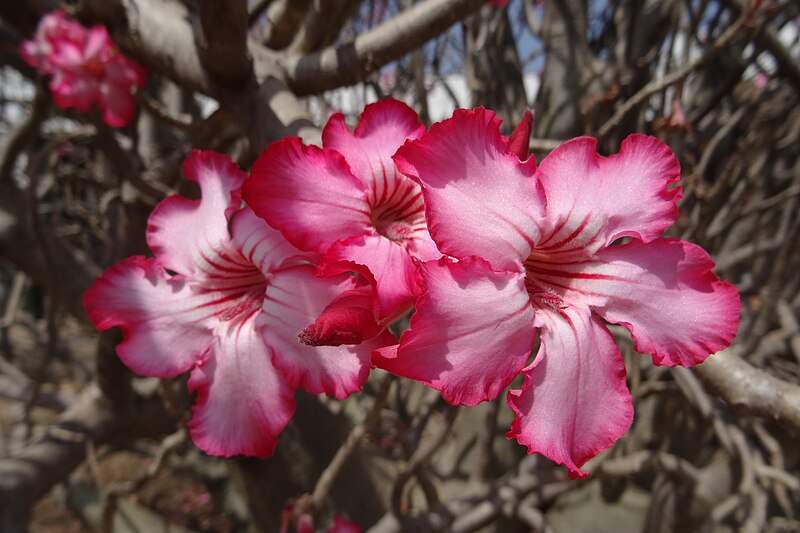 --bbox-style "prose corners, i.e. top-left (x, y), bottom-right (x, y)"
top-left (146, 151), bottom-right (245, 276)
top-left (373, 256), bottom-right (536, 406)
top-left (535, 135), bottom-right (681, 256)
top-left (322, 98), bottom-right (425, 201)
top-left (187, 316), bottom-right (296, 457)
top-left (245, 137), bottom-right (372, 254)
top-left (260, 265), bottom-right (395, 399)
top-left (571, 238), bottom-right (740, 366)
top-left (83, 256), bottom-right (214, 378)
top-left (230, 208), bottom-right (312, 273)
top-left (507, 308), bottom-right (633, 479)
top-left (393, 107), bottom-right (542, 271)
